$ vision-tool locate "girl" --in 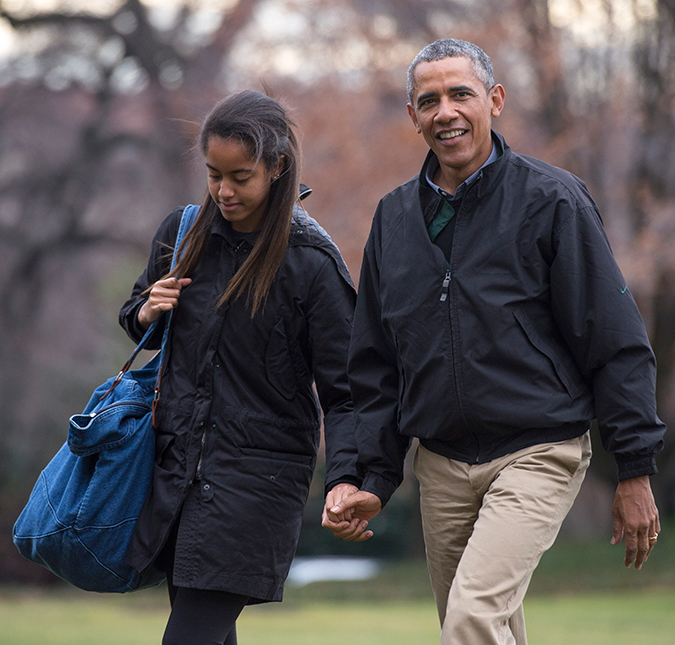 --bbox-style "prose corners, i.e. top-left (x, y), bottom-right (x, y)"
top-left (119, 90), bottom-right (365, 645)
